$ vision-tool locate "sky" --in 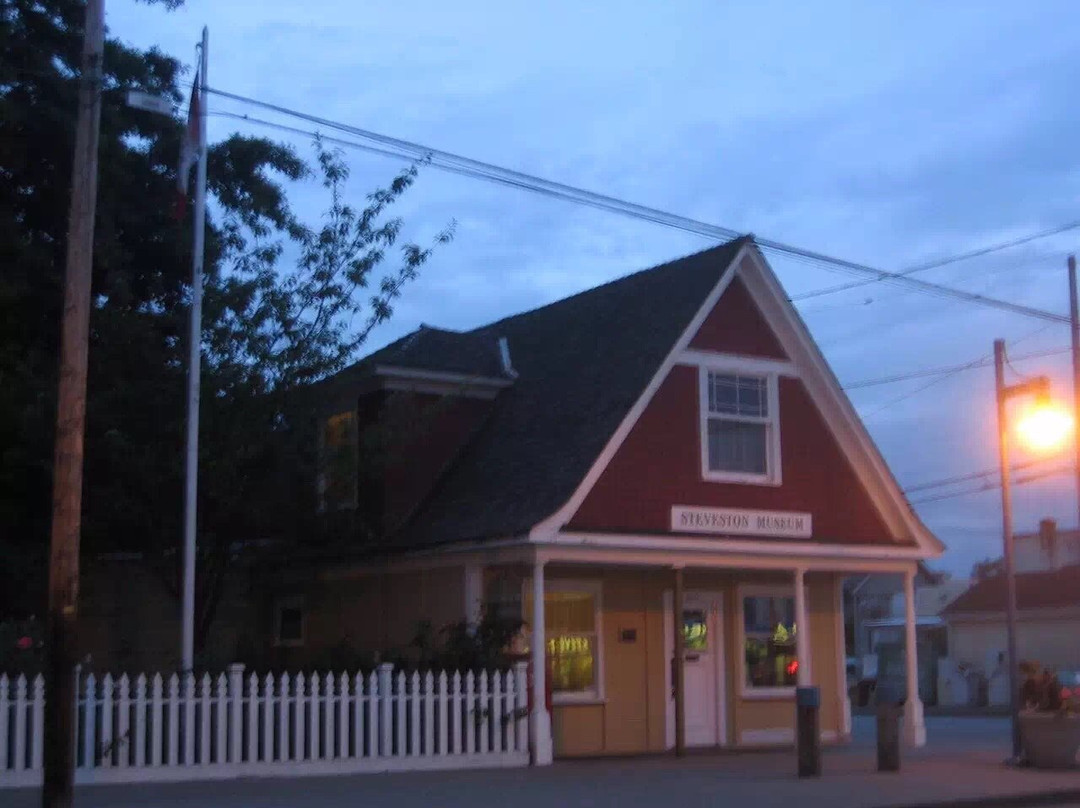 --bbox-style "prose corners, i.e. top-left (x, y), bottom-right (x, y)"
top-left (108, 0), bottom-right (1080, 576)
